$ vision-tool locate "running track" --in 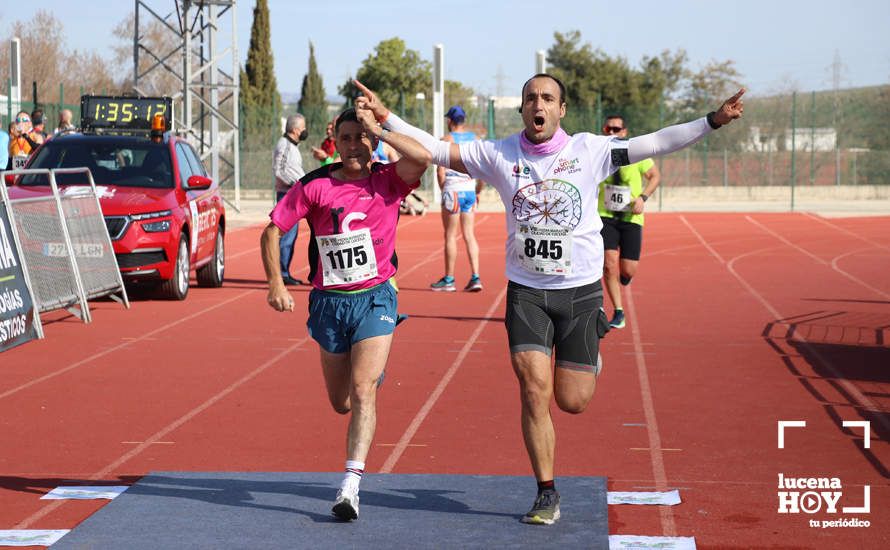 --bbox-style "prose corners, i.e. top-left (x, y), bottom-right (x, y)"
top-left (1, 212), bottom-right (888, 549)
